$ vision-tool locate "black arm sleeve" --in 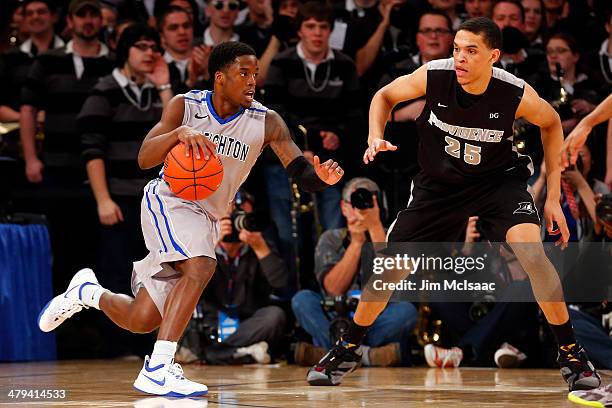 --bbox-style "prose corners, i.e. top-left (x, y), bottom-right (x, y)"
top-left (286, 156), bottom-right (329, 192)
